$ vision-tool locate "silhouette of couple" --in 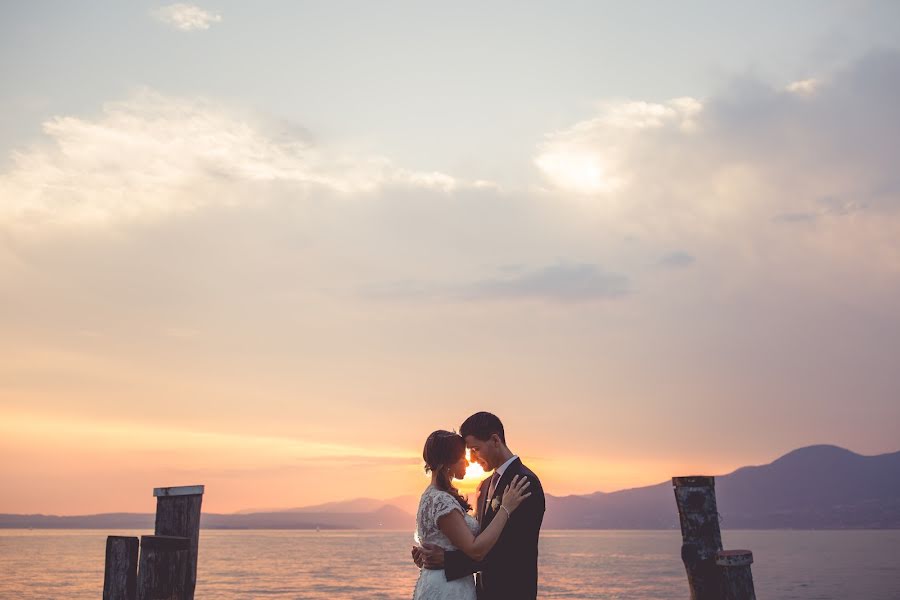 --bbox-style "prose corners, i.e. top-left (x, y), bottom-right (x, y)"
top-left (411, 412), bottom-right (545, 600)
